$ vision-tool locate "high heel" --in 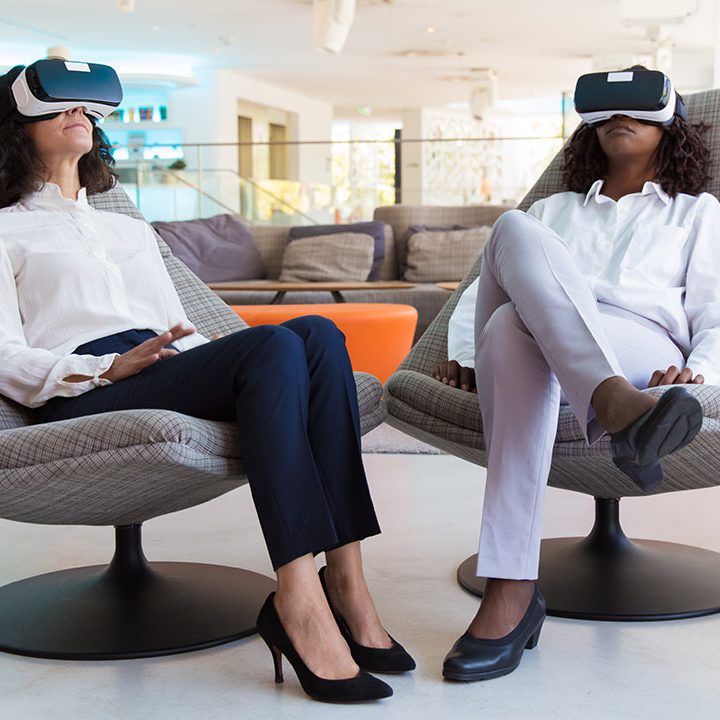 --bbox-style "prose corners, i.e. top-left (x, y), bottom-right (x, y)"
top-left (262, 638), bottom-right (284, 683)
top-left (525, 624), bottom-right (542, 650)
top-left (318, 566), bottom-right (416, 674)
top-left (442, 584), bottom-right (546, 682)
top-left (255, 592), bottom-right (393, 703)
